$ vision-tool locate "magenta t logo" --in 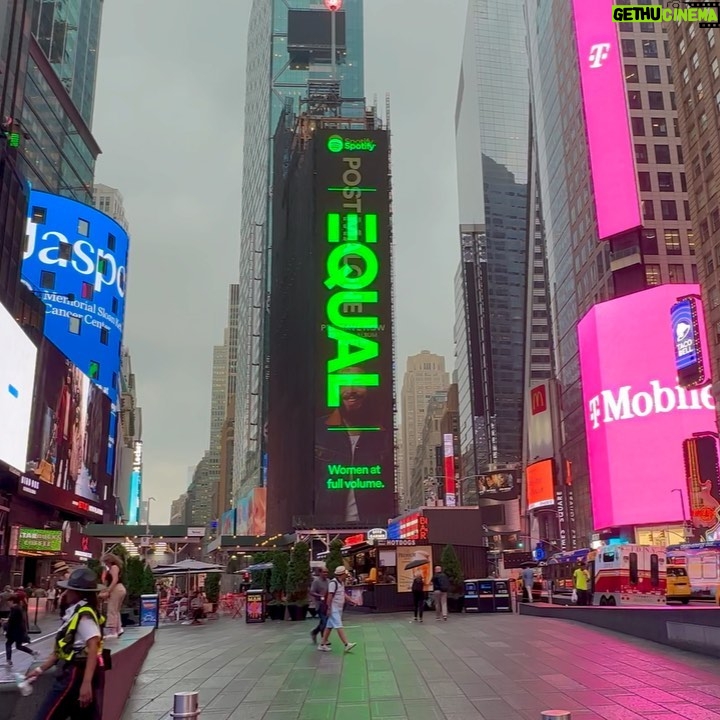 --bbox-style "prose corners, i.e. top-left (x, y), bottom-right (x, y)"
top-left (588, 42), bottom-right (611, 69)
